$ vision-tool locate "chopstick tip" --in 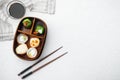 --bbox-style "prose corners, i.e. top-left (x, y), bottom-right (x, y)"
top-left (64, 52), bottom-right (68, 54)
top-left (60, 46), bottom-right (63, 48)
top-left (60, 52), bottom-right (68, 57)
top-left (18, 73), bottom-right (21, 76)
